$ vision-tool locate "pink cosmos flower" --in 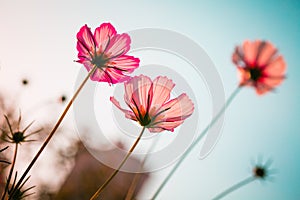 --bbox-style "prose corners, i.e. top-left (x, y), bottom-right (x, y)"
top-left (232, 40), bottom-right (286, 95)
top-left (76, 23), bottom-right (140, 84)
top-left (110, 75), bottom-right (194, 133)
